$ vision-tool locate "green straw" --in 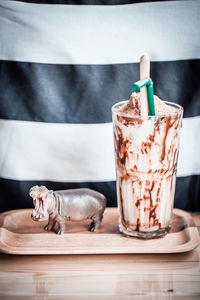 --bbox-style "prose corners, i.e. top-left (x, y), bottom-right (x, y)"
top-left (132, 77), bottom-right (155, 116)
